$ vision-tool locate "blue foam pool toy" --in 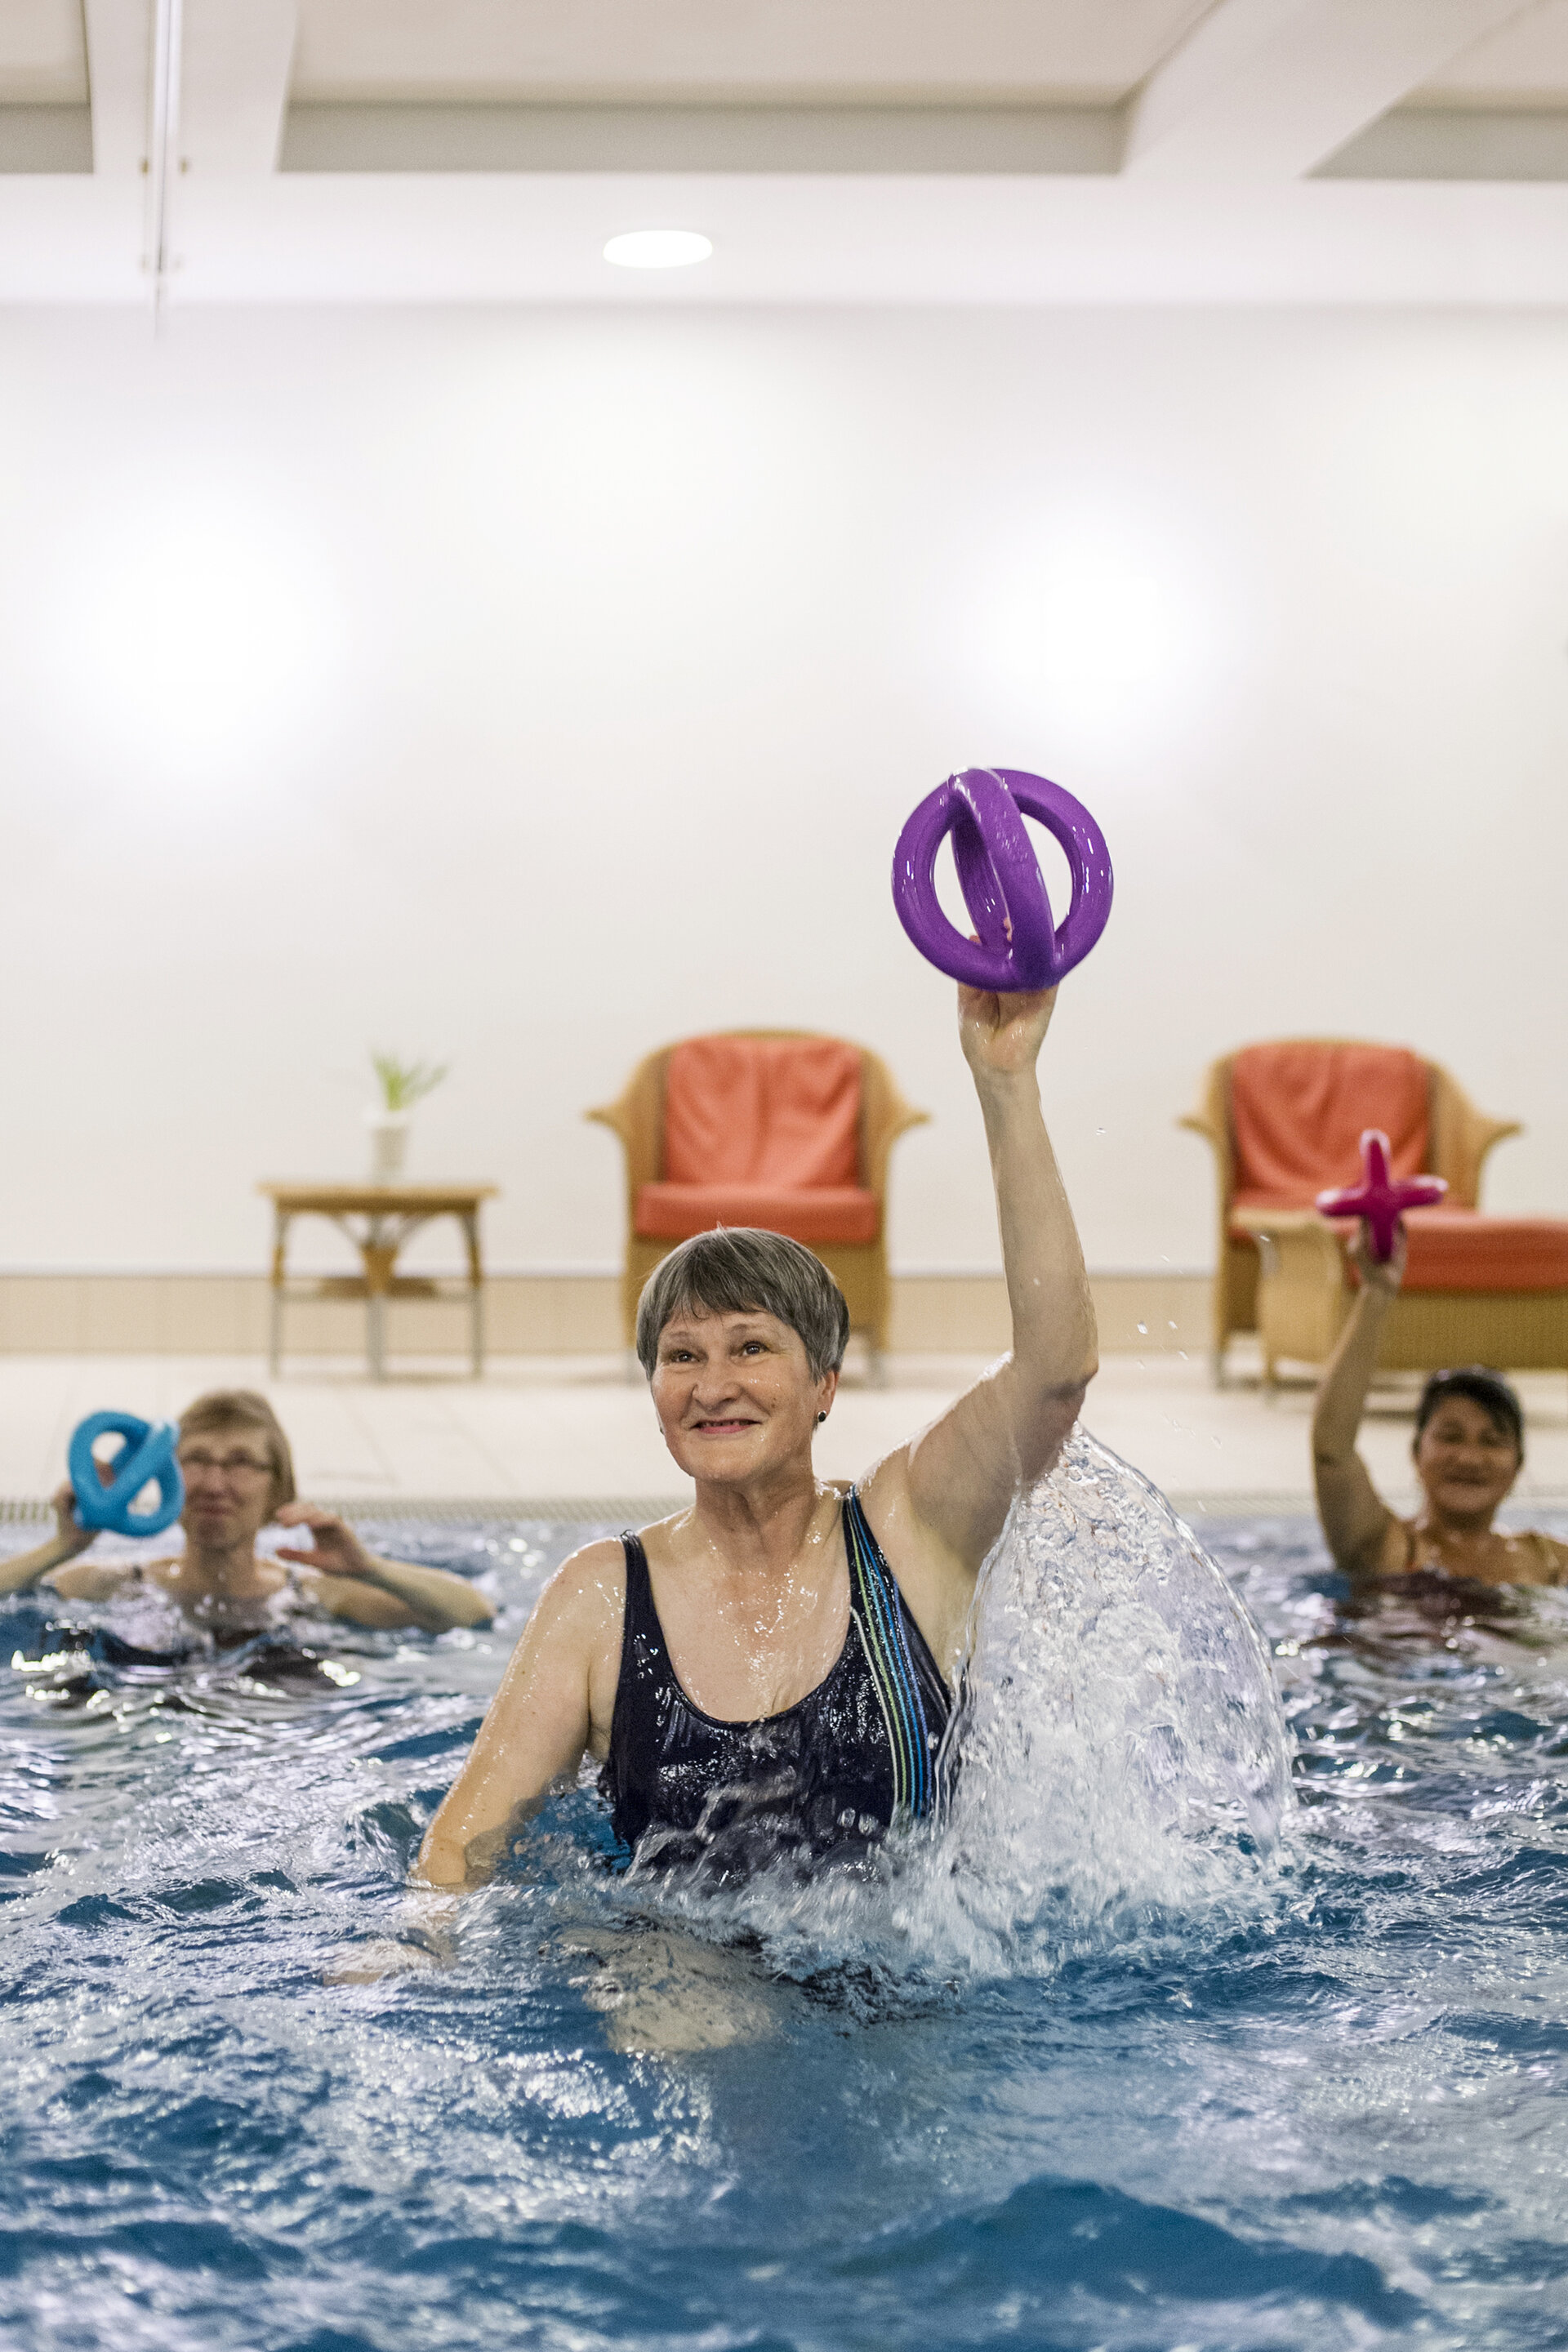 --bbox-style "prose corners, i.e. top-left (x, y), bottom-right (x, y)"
top-left (68, 1411), bottom-right (185, 1539)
